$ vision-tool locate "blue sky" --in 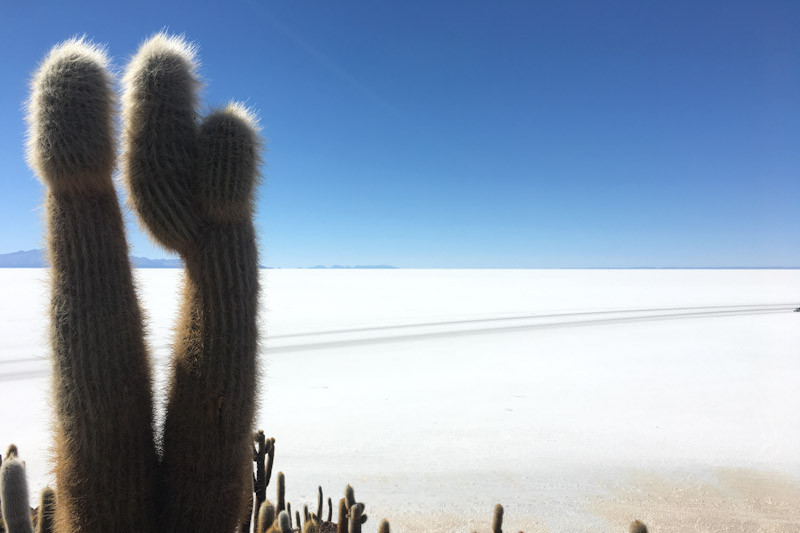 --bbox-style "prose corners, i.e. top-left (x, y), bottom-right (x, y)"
top-left (1, 1), bottom-right (798, 267)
